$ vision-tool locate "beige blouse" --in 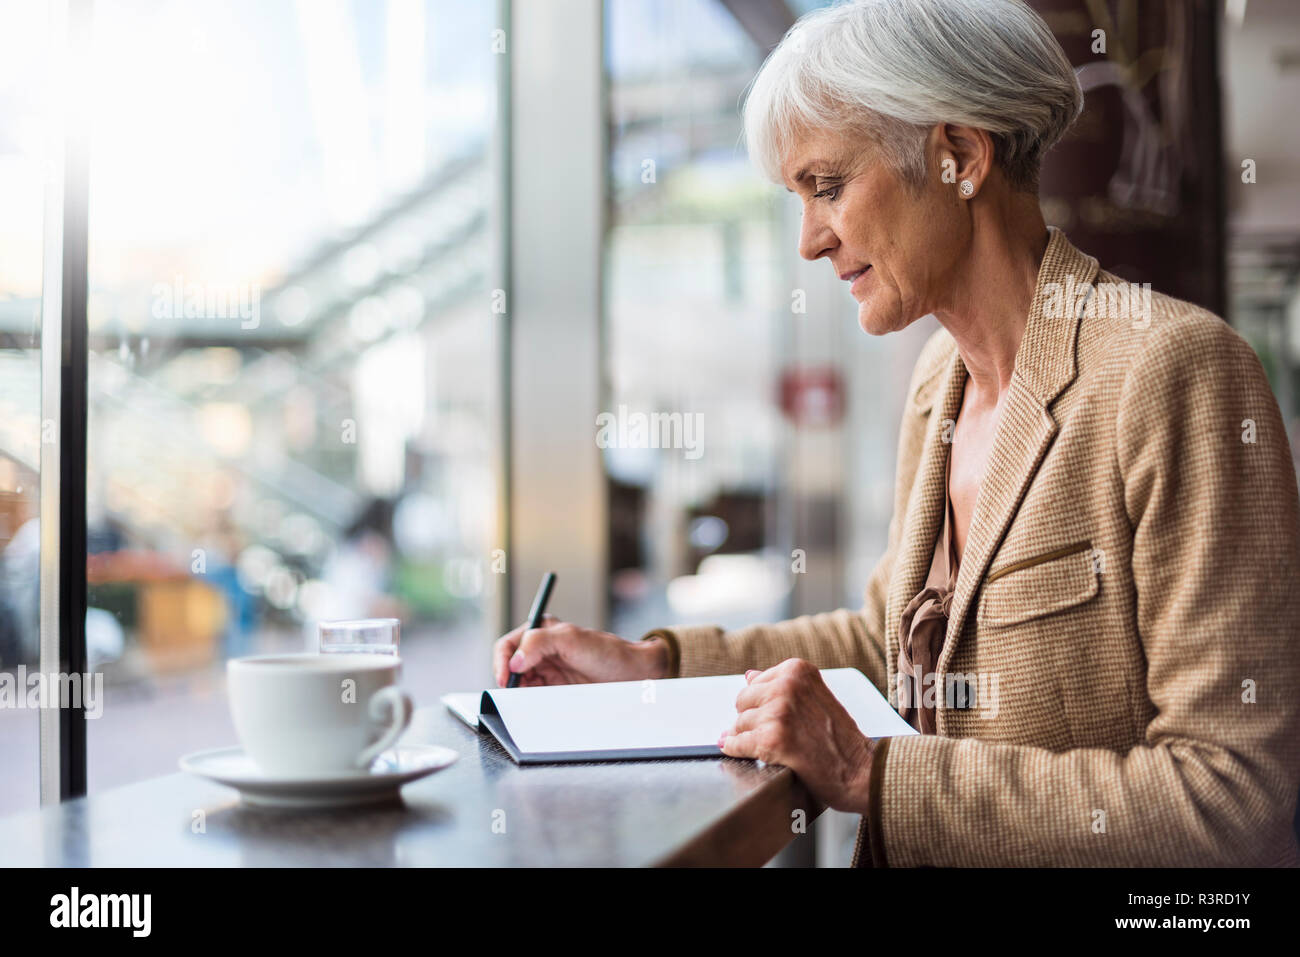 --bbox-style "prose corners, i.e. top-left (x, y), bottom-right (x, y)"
top-left (896, 448), bottom-right (958, 735)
